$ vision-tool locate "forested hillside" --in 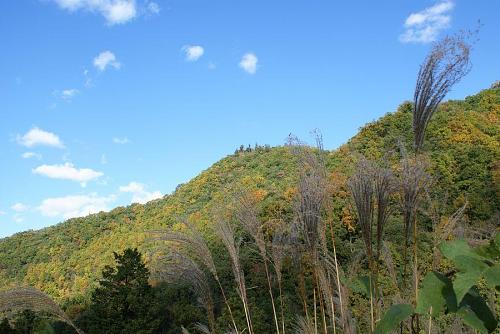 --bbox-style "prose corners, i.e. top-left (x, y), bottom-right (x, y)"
top-left (1, 87), bottom-right (497, 299)
top-left (0, 86), bottom-right (498, 333)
